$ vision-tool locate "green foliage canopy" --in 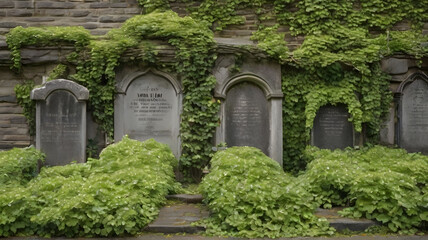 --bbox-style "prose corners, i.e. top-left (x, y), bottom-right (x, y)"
top-left (302, 145), bottom-right (428, 233)
top-left (200, 147), bottom-right (334, 238)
